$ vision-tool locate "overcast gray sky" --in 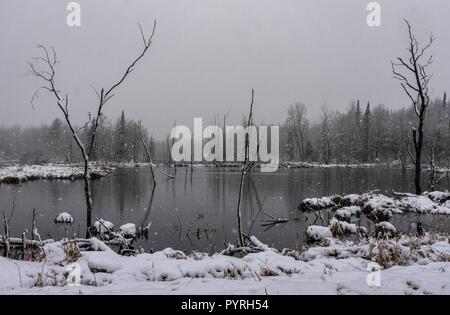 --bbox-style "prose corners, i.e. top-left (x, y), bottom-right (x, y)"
top-left (0, 0), bottom-right (449, 138)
